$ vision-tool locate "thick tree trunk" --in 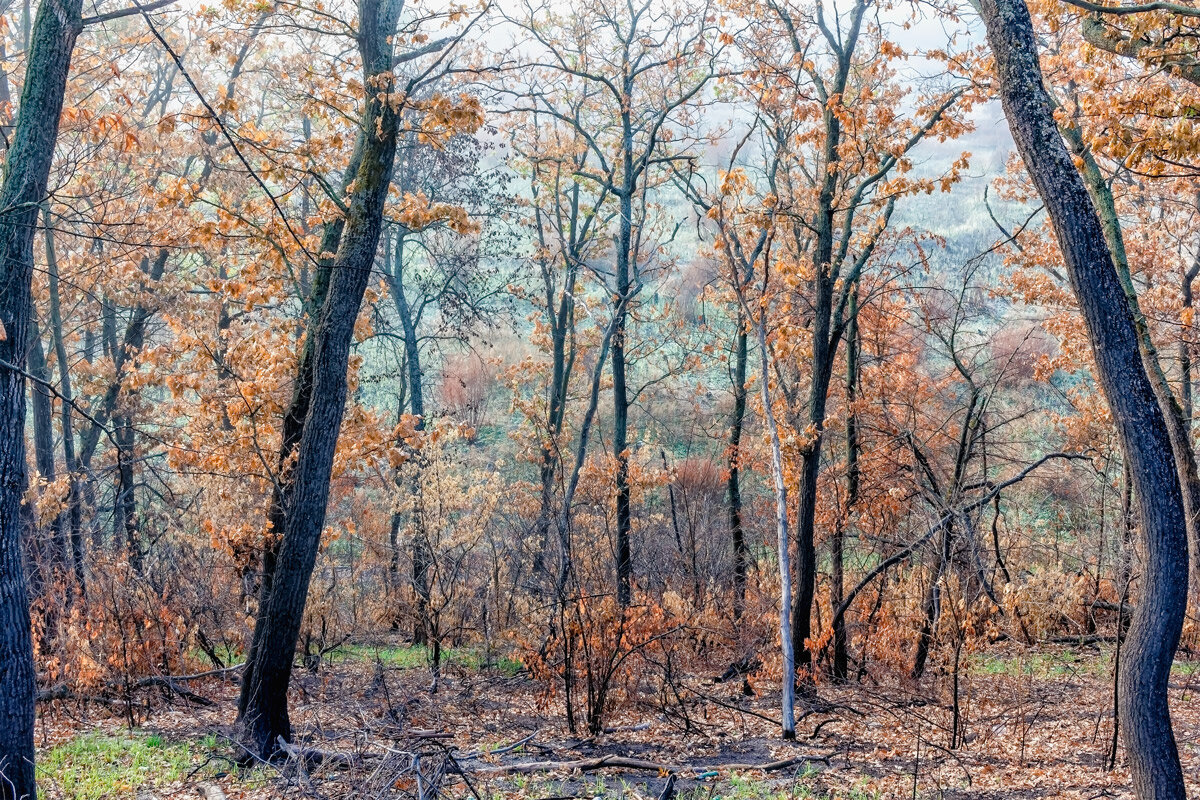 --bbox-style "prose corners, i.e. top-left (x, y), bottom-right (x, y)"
top-left (237, 113), bottom-right (367, 723)
top-left (0, 0), bottom-right (84, 793)
top-left (236, 0), bottom-right (403, 758)
top-left (982, 2), bottom-right (1189, 796)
